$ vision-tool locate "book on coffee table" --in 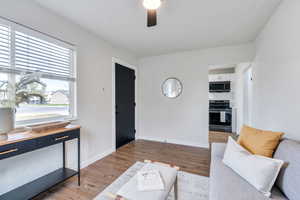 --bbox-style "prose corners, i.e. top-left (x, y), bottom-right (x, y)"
top-left (137, 170), bottom-right (165, 191)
